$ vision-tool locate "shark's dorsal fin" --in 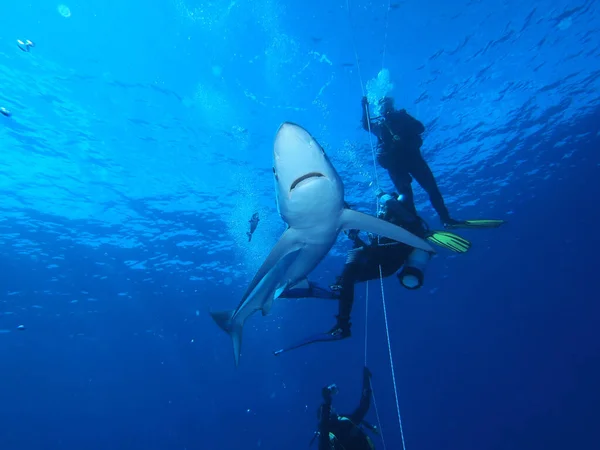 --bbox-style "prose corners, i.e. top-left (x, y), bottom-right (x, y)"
top-left (237, 228), bottom-right (302, 309)
top-left (338, 208), bottom-right (435, 253)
